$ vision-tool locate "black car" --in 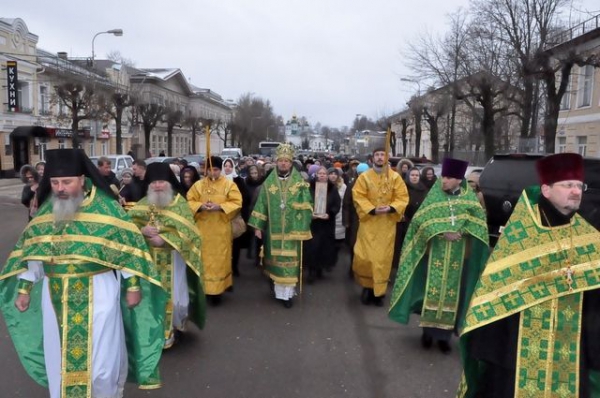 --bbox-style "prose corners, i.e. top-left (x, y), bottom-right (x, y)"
top-left (480, 153), bottom-right (600, 245)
